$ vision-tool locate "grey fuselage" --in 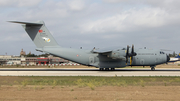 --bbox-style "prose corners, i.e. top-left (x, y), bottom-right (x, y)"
top-left (40, 46), bottom-right (169, 68)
